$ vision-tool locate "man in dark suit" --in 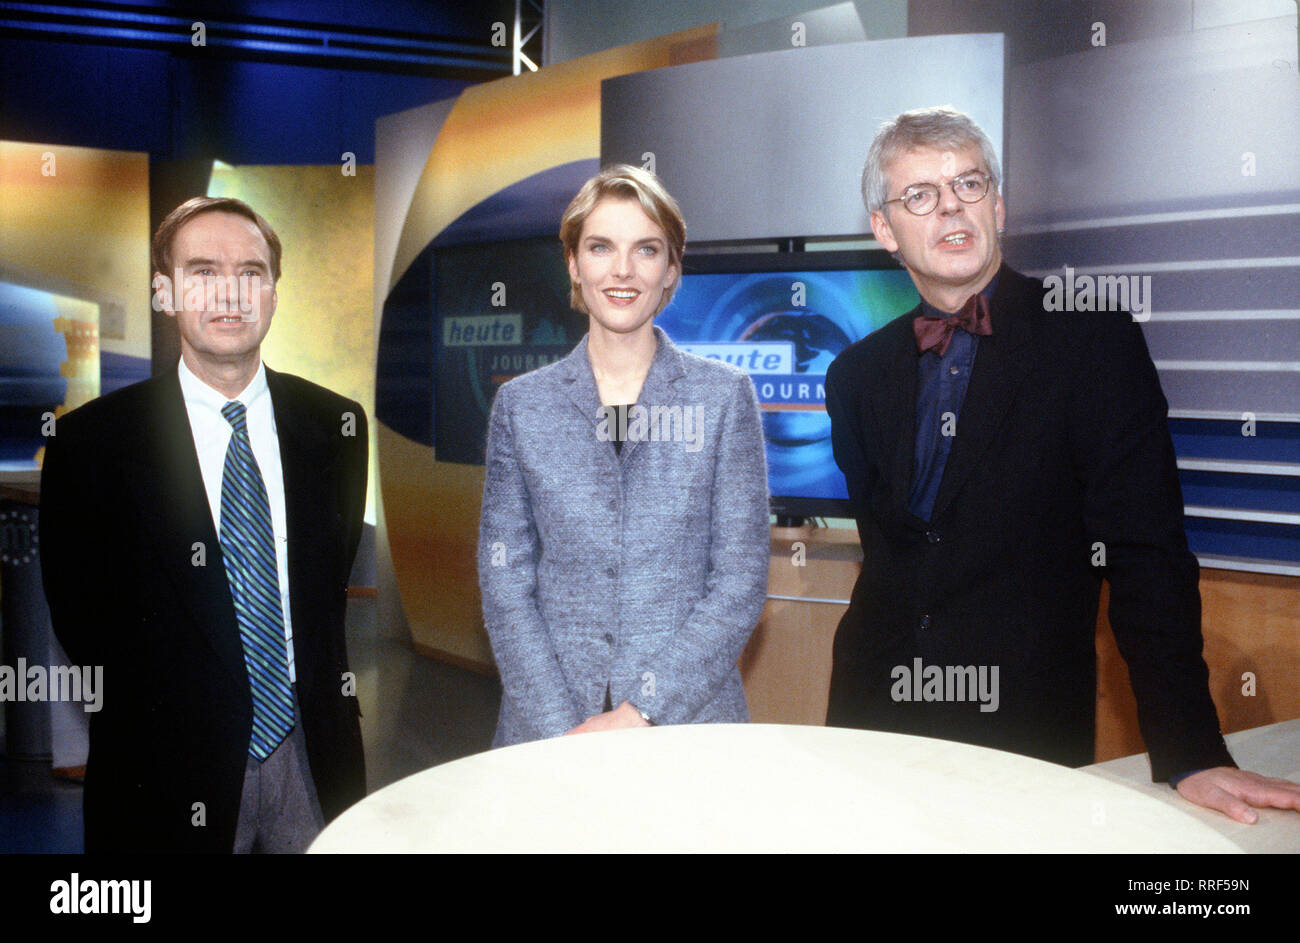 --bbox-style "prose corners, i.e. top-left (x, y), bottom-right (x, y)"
top-left (40, 196), bottom-right (367, 852)
top-left (825, 107), bottom-right (1299, 822)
